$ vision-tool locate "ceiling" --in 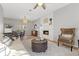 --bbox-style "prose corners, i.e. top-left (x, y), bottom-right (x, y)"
top-left (1, 3), bottom-right (69, 20)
